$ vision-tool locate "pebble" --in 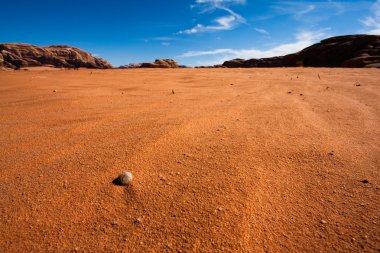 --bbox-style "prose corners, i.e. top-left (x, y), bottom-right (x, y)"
top-left (134, 218), bottom-right (141, 224)
top-left (53, 90), bottom-right (57, 92)
top-left (117, 171), bottom-right (133, 186)
top-left (361, 179), bottom-right (369, 184)
top-left (320, 219), bottom-right (327, 224)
